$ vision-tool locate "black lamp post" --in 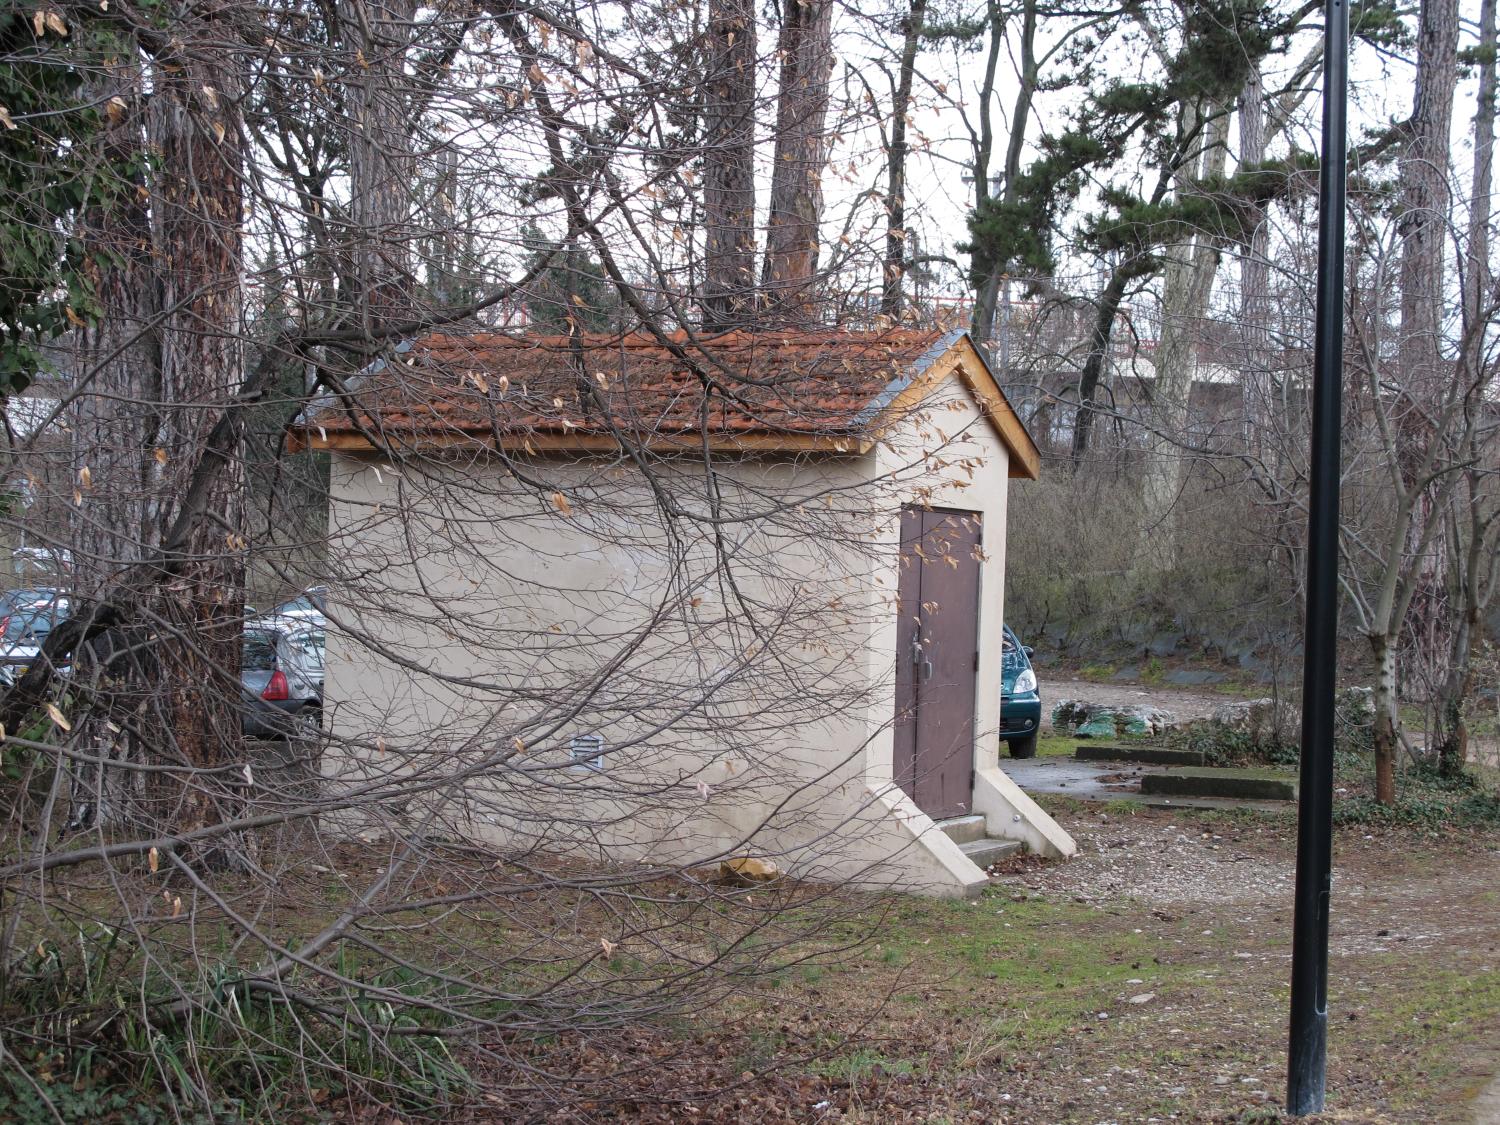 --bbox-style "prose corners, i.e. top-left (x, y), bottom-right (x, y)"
top-left (1286, 0), bottom-right (1349, 1114)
